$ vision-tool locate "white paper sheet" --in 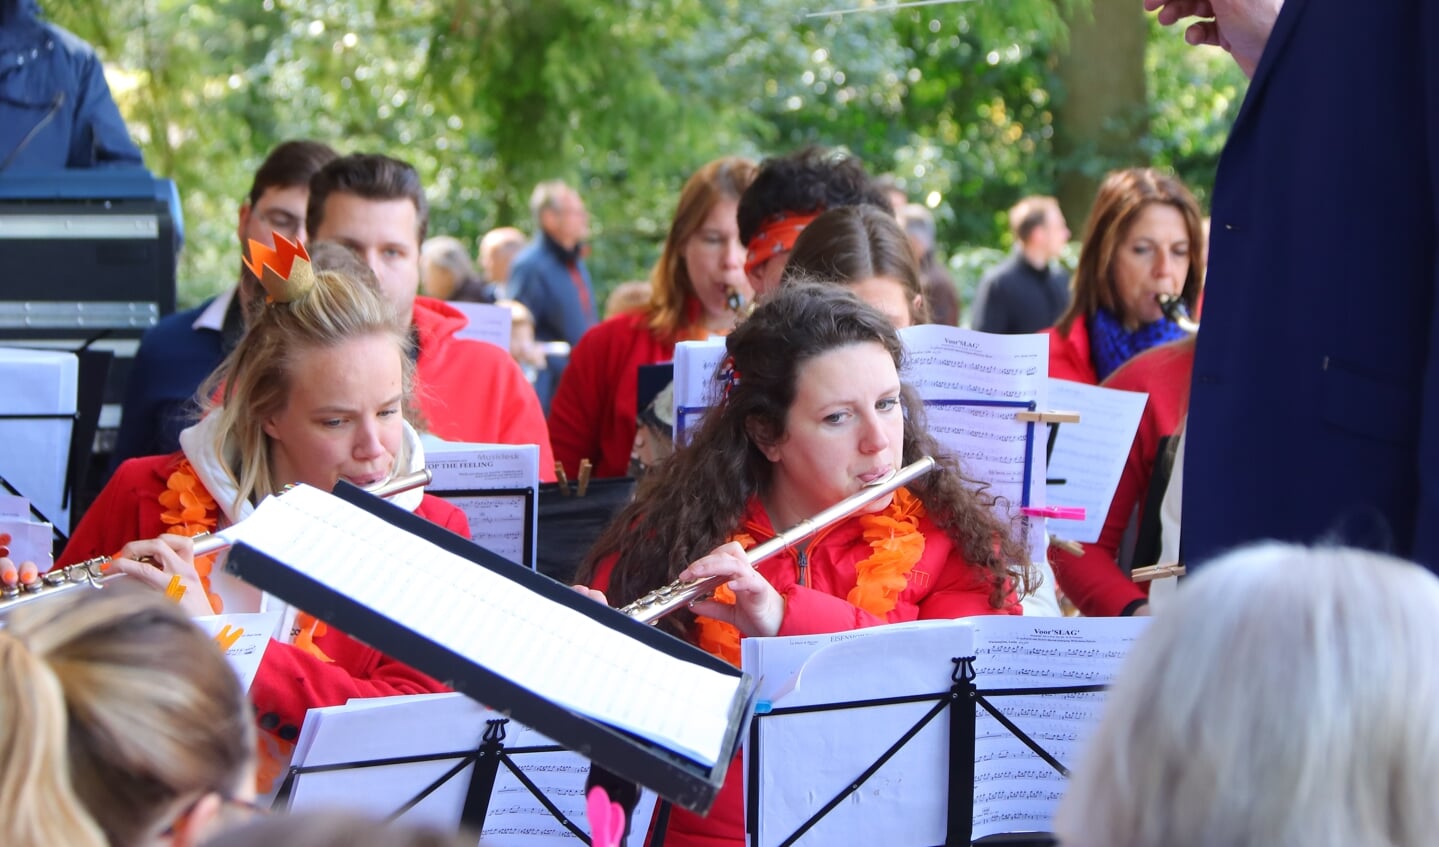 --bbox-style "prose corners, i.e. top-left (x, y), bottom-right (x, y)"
top-left (671, 337), bottom-right (726, 446)
top-left (194, 611), bottom-right (281, 692)
top-left (899, 326), bottom-right (1049, 559)
top-left (427, 444), bottom-right (540, 568)
top-left (0, 517), bottom-right (53, 570)
top-left (968, 616), bottom-right (1146, 838)
top-left (451, 302), bottom-right (514, 353)
top-left (744, 616), bottom-right (1146, 846)
top-left (288, 692), bottom-right (656, 847)
top-left (1043, 379), bottom-right (1148, 544)
top-left (0, 347), bottom-right (77, 531)
top-left (223, 486), bottom-right (741, 766)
